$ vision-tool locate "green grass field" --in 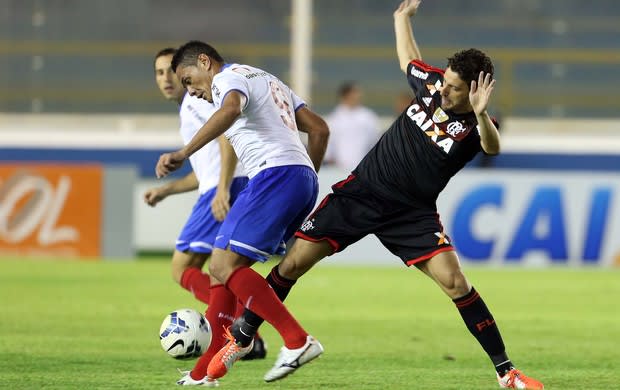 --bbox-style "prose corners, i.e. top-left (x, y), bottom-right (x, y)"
top-left (0, 258), bottom-right (618, 389)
